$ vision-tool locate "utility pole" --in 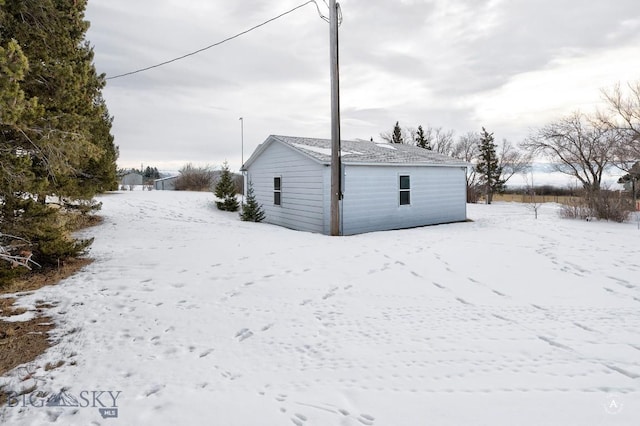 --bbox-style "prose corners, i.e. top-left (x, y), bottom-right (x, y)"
top-left (329, 0), bottom-right (341, 236)
top-left (239, 117), bottom-right (244, 209)
top-left (239, 117), bottom-right (244, 166)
